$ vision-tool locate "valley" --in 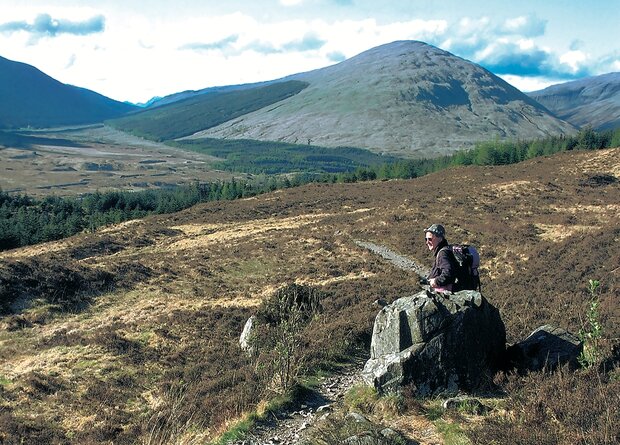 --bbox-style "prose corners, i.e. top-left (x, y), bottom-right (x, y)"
top-left (1, 37), bottom-right (619, 445)
top-left (0, 125), bottom-right (235, 196)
